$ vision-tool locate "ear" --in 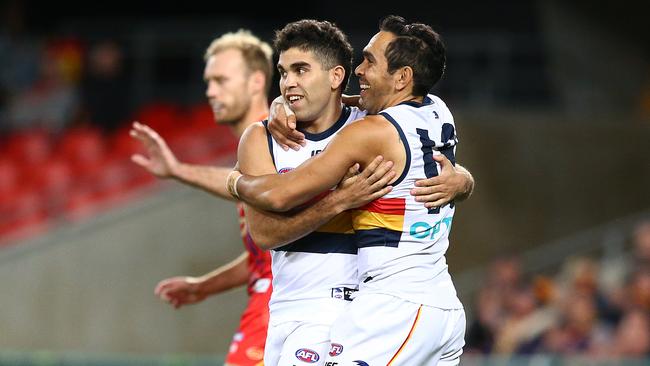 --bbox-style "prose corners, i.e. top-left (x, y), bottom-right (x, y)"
top-left (329, 65), bottom-right (346, 90)
top-left (394, 66), bottom-right (414, 92)
top-left (248, 70), bottom-right (266, 95)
